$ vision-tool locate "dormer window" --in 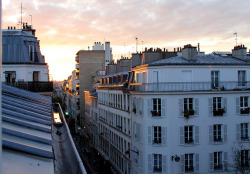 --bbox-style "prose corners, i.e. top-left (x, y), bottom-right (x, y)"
top-left (28, 45), bottom-right (35, 61)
